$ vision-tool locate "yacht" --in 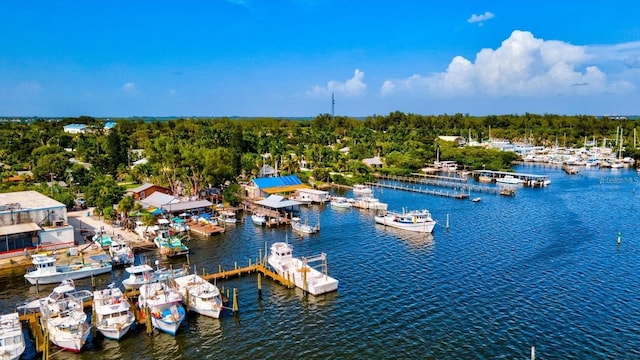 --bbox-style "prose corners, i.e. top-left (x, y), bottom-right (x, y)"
top-left (374, 209), bottom-right (437, 233)
top-left (495, 175), bottom-right (524, 185)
